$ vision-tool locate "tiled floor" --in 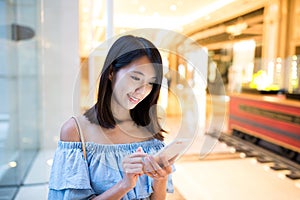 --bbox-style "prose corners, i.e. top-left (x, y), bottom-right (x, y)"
top-left (172, 155), bottom-right (300, 200)
top-left (14, 150), bottom-right (53, 200)
top-left (15, 184), bottom-right (49, 200)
